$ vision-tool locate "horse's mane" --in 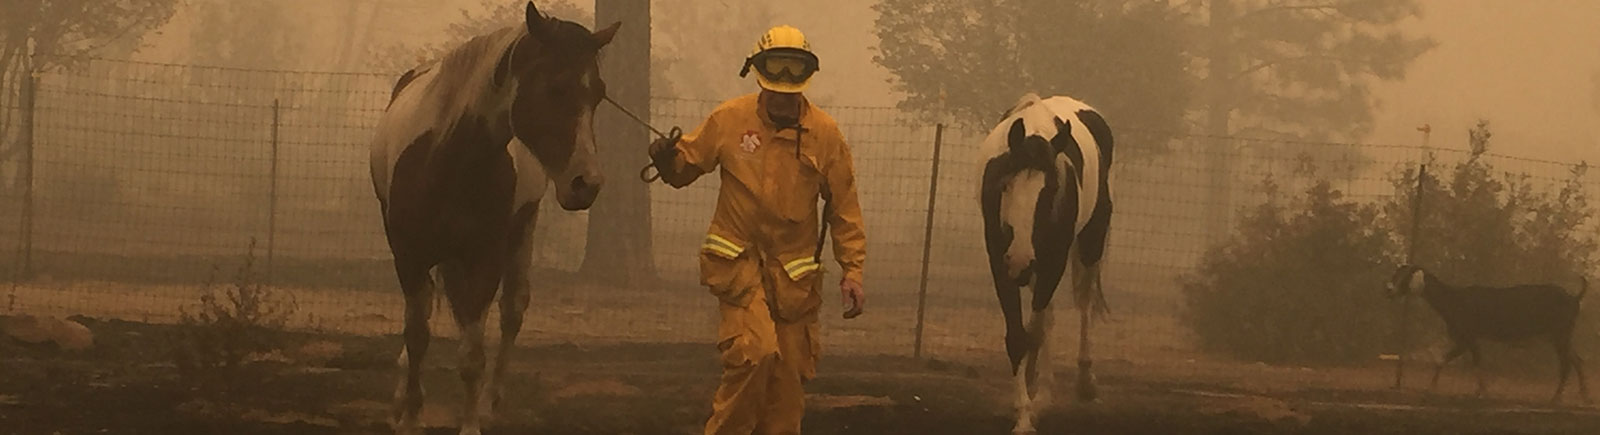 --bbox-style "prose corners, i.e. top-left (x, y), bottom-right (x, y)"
top-left (385, 15), bottom-right (602, 109)
top-left (438, 26), bottom-right (523, 79)
top-left (440, 15), bottom-right (602, 72)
